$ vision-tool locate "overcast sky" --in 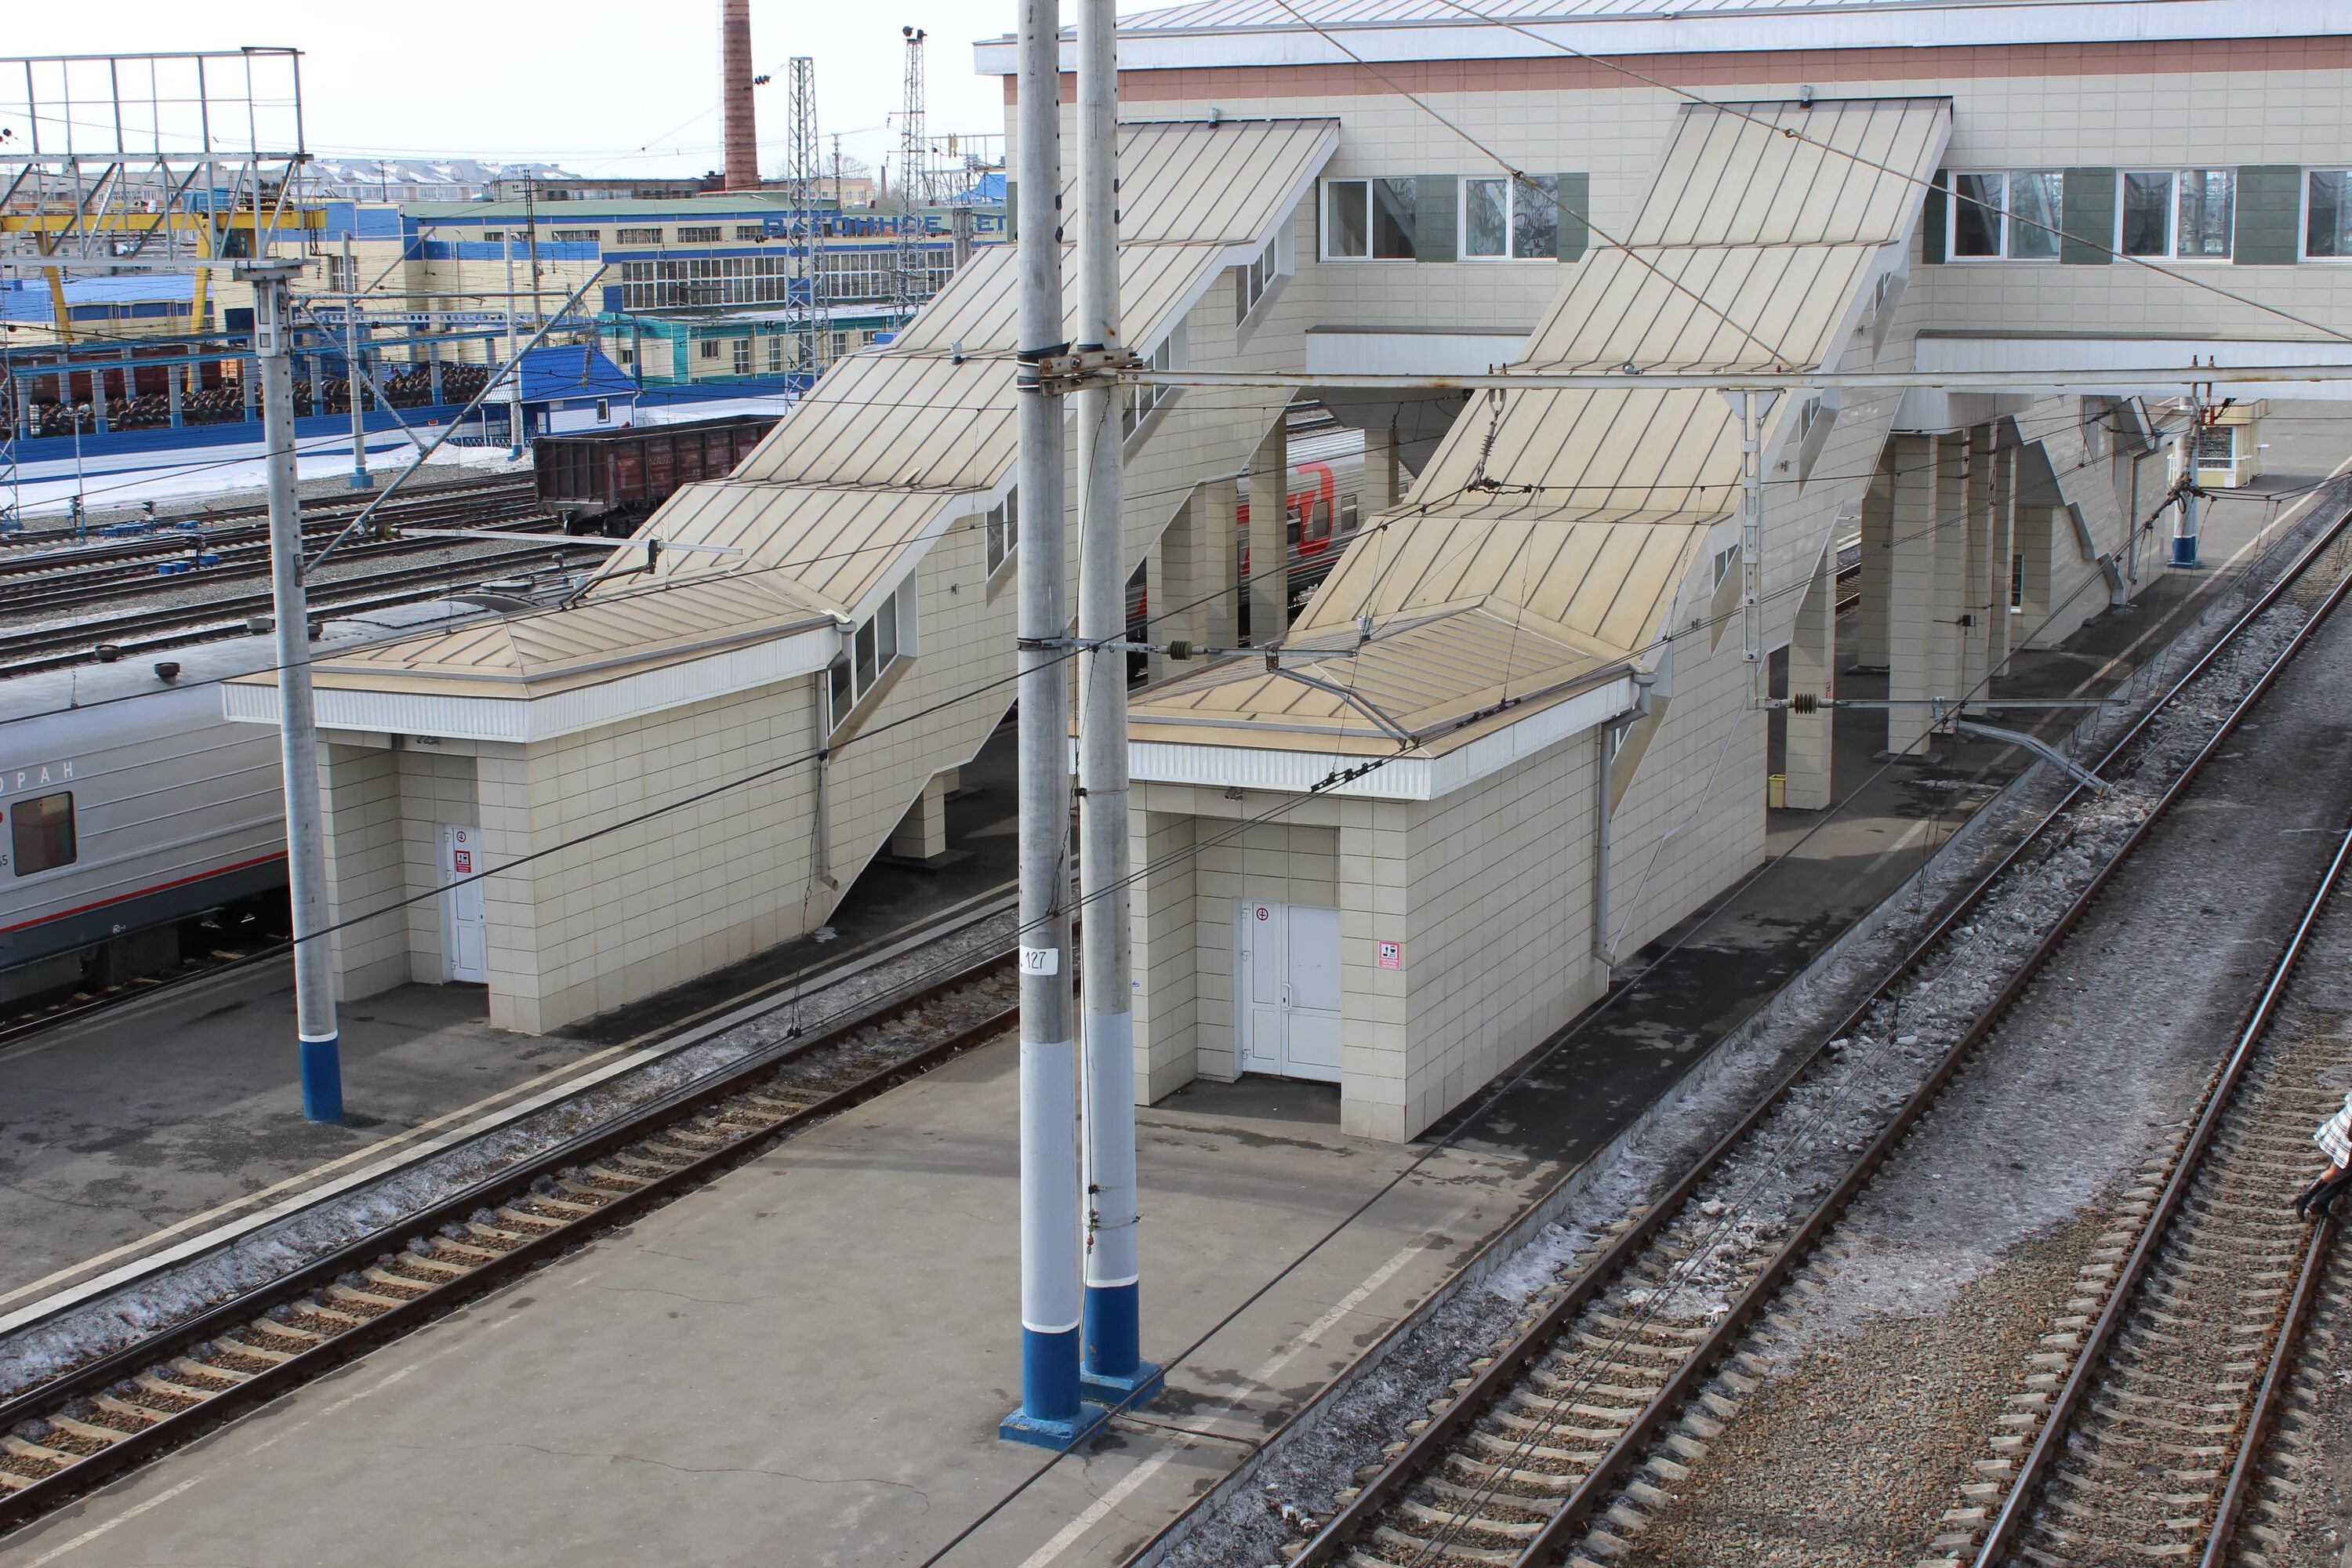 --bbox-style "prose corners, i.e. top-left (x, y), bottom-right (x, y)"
top-left (5, 2), bottom-right (1029, 183)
